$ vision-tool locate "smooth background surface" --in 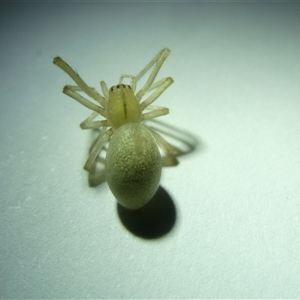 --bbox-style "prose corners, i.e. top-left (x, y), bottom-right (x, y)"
top-left (1, 2), bottom-right (300, 298)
